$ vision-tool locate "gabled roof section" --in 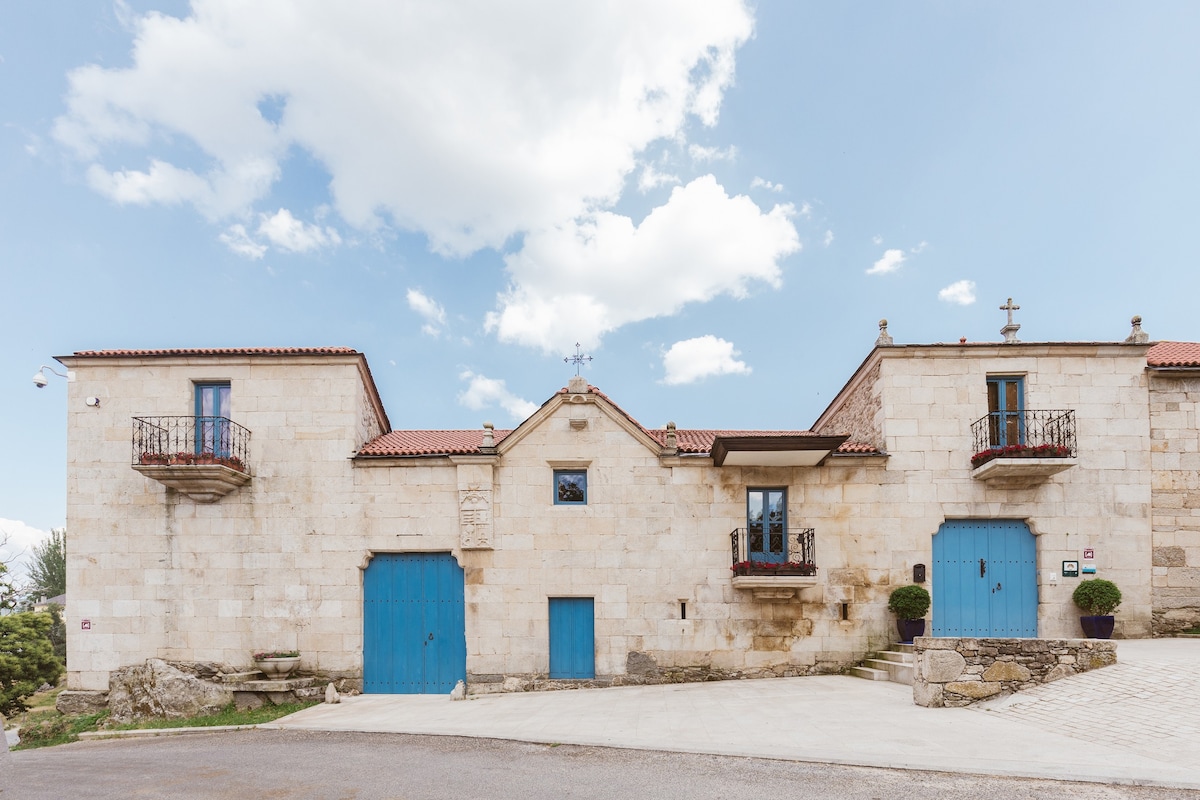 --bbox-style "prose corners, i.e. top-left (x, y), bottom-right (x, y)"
top-left (1148, 341), bottom-right (1200, 368)
top-left (494, 383), bottom-right (665, 456)
top-left (357, 384), bottom-right (876, 460)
